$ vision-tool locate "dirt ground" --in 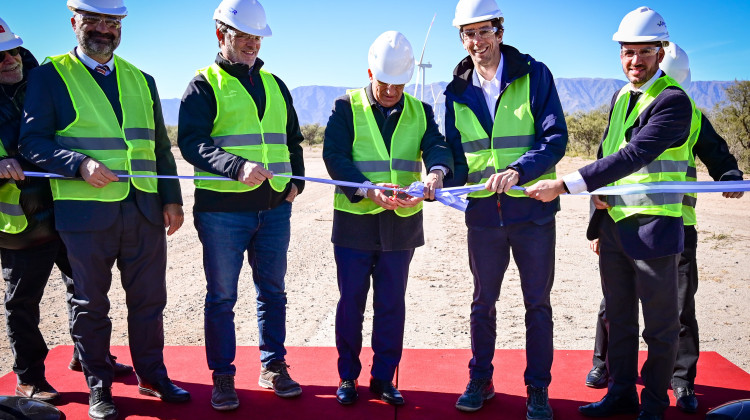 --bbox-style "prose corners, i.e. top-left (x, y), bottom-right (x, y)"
top-left (1, 147), bottom-right (748, 382)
